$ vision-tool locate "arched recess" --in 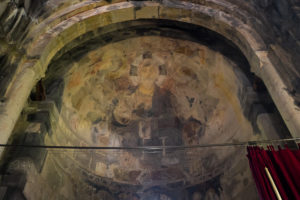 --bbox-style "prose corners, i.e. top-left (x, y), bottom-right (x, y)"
top-left (1, 0), bottom-right (299, 155)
